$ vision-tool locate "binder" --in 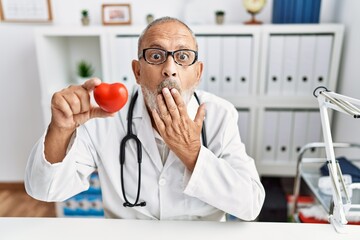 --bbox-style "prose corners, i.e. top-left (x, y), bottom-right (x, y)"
top-left (237, 110), bottom-right (250, 147)
top-left (196, 36), bottom-right (208, 91)
top-left (312, 35), bottom-right (333, 90)
top-left (303, 0), bottom-right (313, 23)
top-left (306, 111), bottom-right (322, 158)
top-left (275, 111), bottom-right (293, 162)
top-left (206, 37), bottom-right (222, 95)
top-left (221, 37), bottom-right (238, 95)
top-left (294, 0), bottom-right (304, 23)
top-left (311, 0), bottom-right (322, 23)
top-left (296, 35), bottom-right (316, 96)
top-left (236, 36), bottom-right (252, 96)
top-left (291, 111), bottom-right (308, 161)
top-left (112, 36), bottom-right (137, 90)
top-left (272, 0), bottom-right (282, 23)
top-left (266, 36), bottom-right (284, 95)
top-left (261, 110), bottom-right (279, 162)
top-left (281, 35), bottom-right (300, 95)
